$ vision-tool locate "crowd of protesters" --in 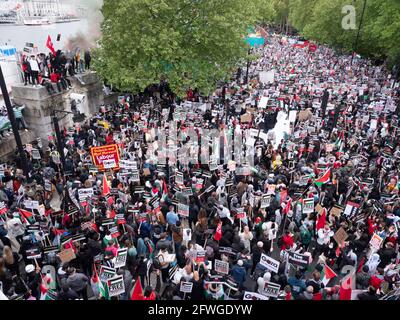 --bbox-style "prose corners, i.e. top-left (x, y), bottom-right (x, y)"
top-left (20, 49), bottom-right (91, 93)
top-left (0, 32), bottom-right (400, 301)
